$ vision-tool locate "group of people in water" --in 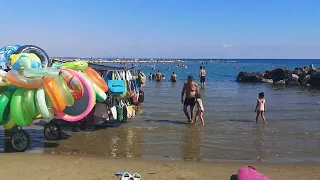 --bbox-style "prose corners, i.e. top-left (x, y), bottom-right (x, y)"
top-left (149, 65), bottom-right (267, 125)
